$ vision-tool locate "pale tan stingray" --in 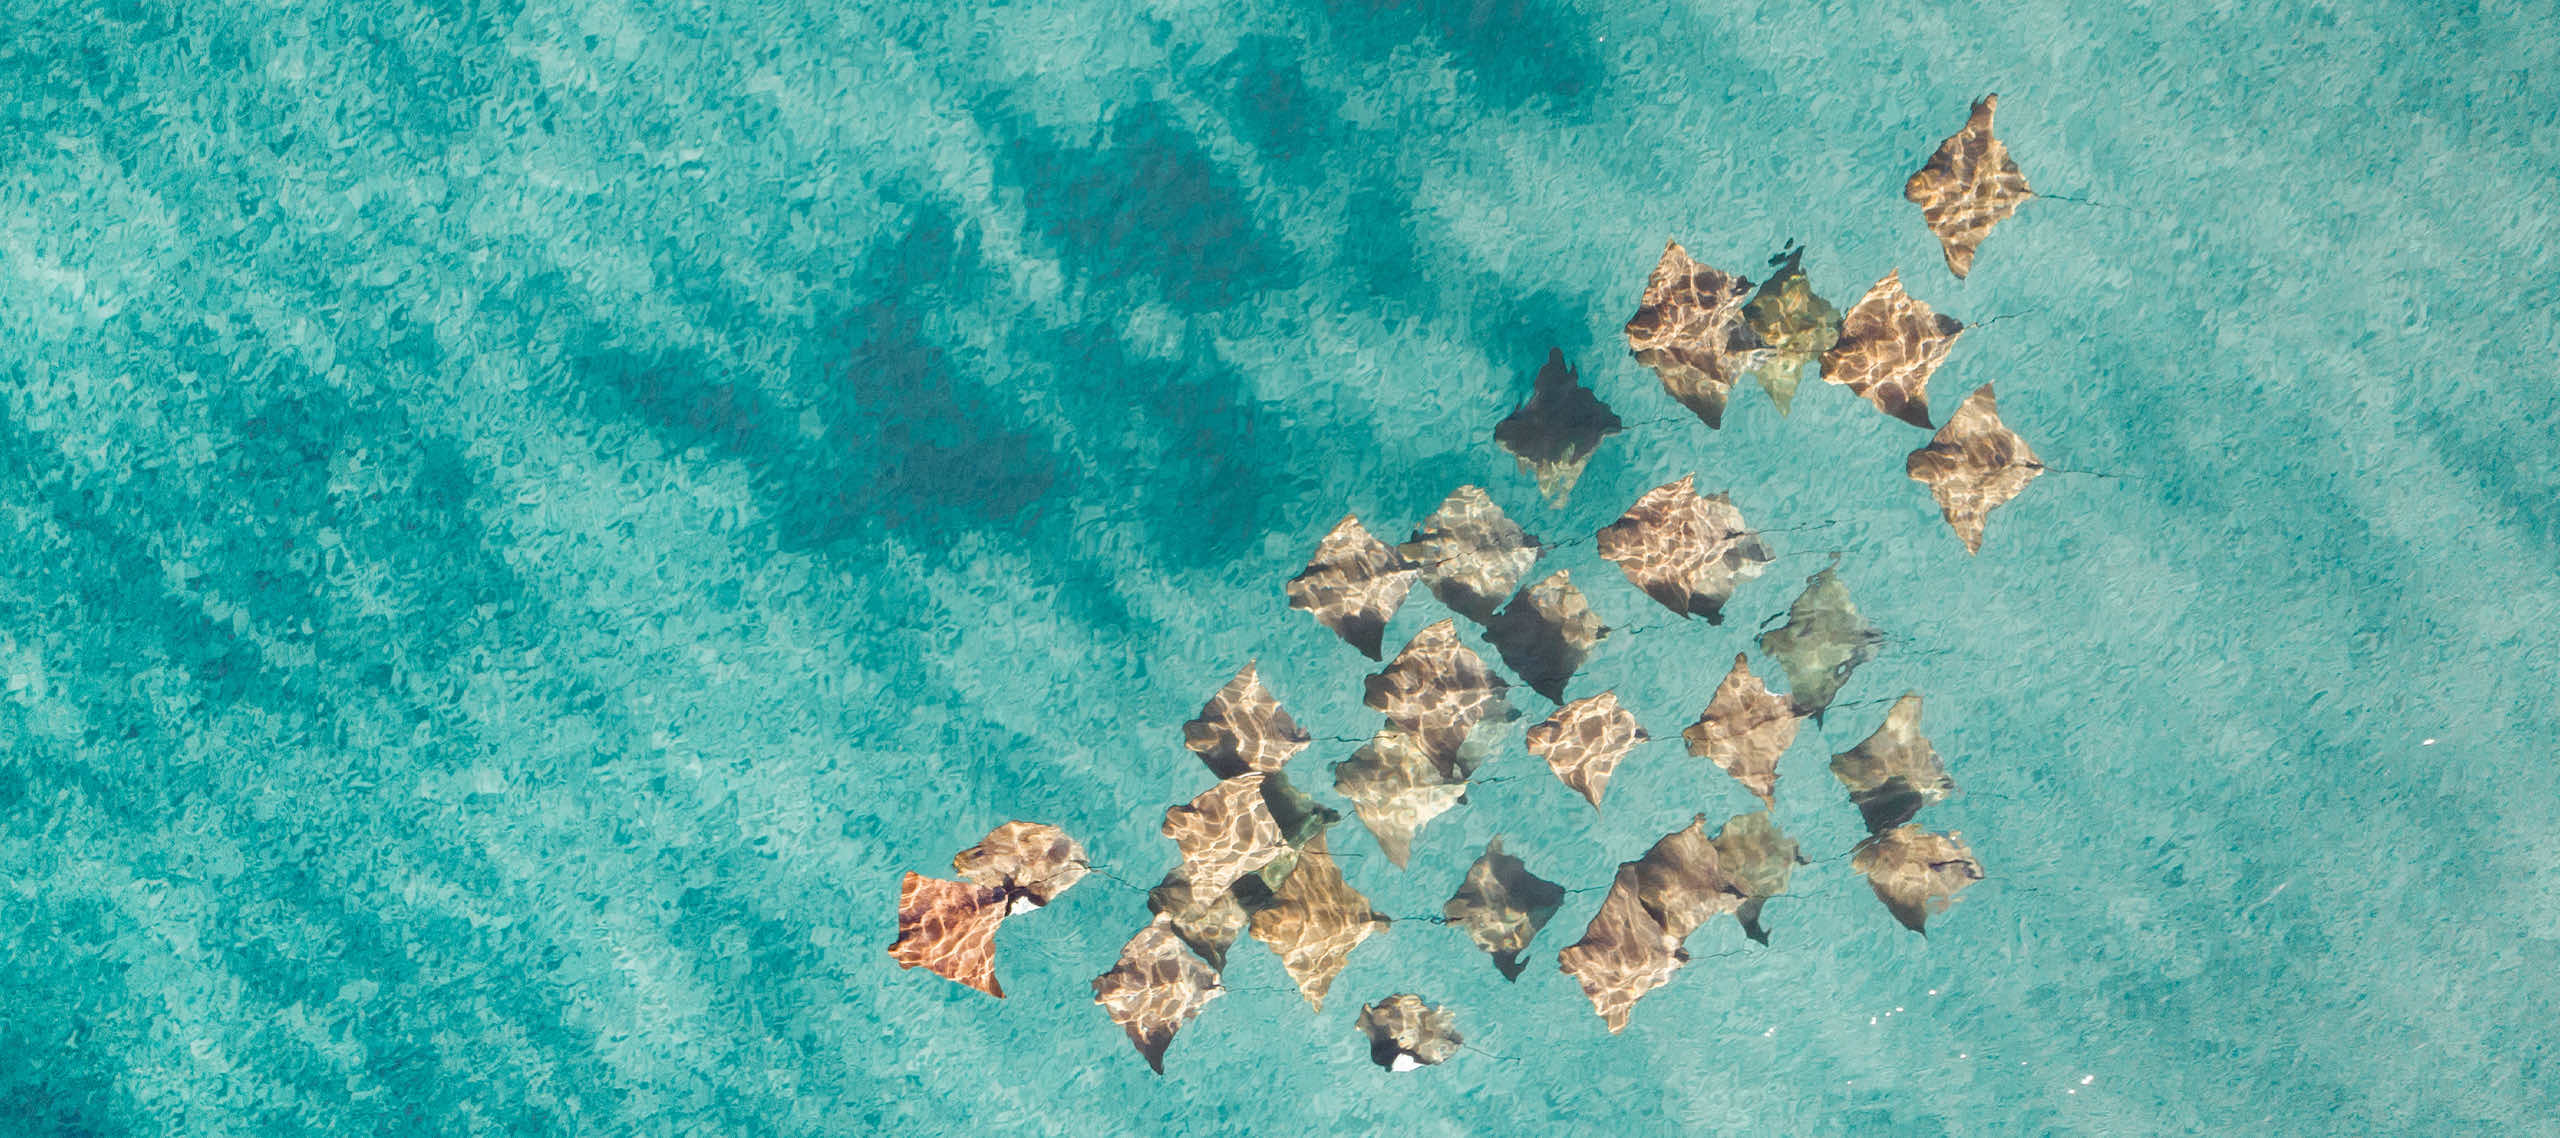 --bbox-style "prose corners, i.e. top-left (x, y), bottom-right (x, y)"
top-left (1286, 515), bottom-right (1420, 658)
top-left (1623, 240), bottom-right (1764, 429)
top-left (1904, 94), bottom-right (2033, 279)
top-left (1820, 272), bottom-right (1963, 429)
top-left (1682, 653), bottom-right (1798, 807)
top-left (1093, 917), bottom-right (1227, 1073)
top-left (1906, 383), bottom-right (2043, 554)
top-left (1524, 691), bottom-right (1651, 809)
